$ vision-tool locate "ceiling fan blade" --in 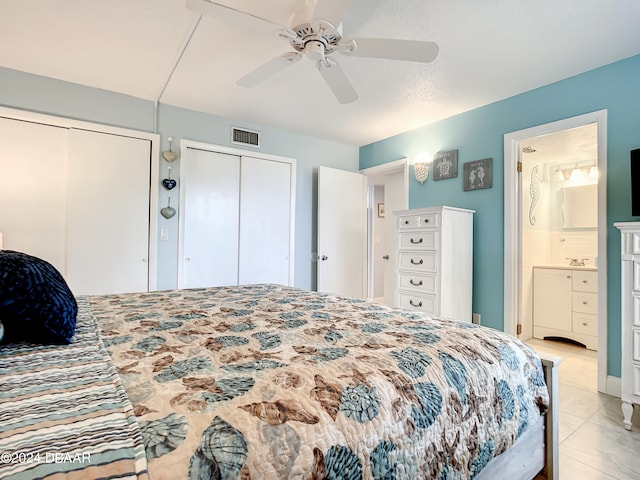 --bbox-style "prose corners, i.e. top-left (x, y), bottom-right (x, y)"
top-left (186, 0), bottom-right (284, 34)
top-left (293, 0), bottom-right (353, 27)
top-left (237, 52), bottom-right (302, 88)
top-left (316, 58), bottom-right (358, 104)
top-left (346, 38), bottom-right (439, 63)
